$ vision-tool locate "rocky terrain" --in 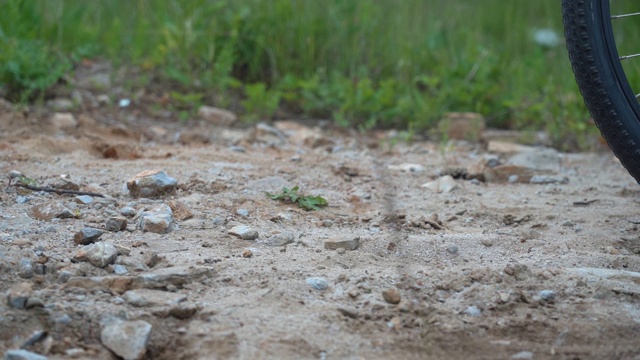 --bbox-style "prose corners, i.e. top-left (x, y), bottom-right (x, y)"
top-left (1, 71), bottom-right (640, 359)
